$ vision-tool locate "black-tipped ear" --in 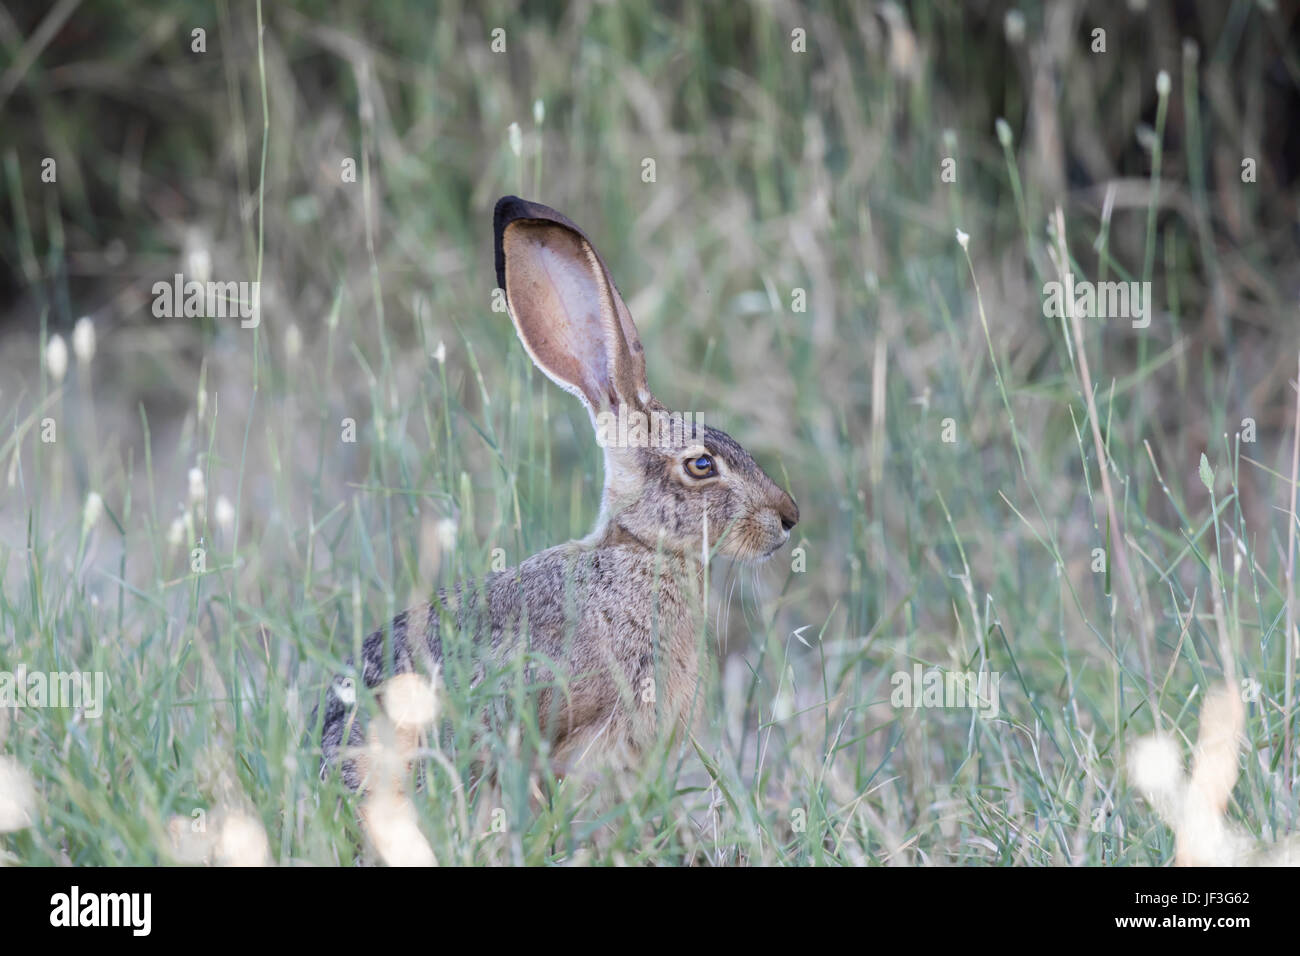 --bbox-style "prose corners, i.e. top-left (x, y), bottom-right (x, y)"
top-left (493, 196), bottom-right (649, 414)
top-left (494, 196), bottom-right (588, 290)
